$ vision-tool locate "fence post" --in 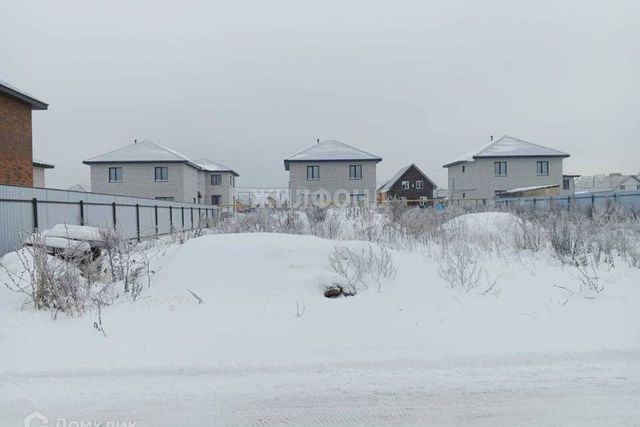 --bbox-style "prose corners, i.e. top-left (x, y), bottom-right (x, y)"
top-left (181, 207), bottom-right (185, 229)
top-left (32, 198), bottom-right (38, 232)
top-left (591, 194), bottom-right (595, 209)
top-left (198, 207), bottom-right (201, 227)
top-left (135, 203), bottom-right (141, 242)
top-left (190, 207), bottom-right (194, 229)
top-left (79, 200), bottom-right (85, 226)
top-left (533, 197), bottom-right (536, 206)
top-left (154, 205), bottom-right (159, 235)
top-left (568, 196), bottom-right (571, 211)
top-left (169, 206), bottom-right (173, 228)
top-left (112, 202), bottom-right (117, 228)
